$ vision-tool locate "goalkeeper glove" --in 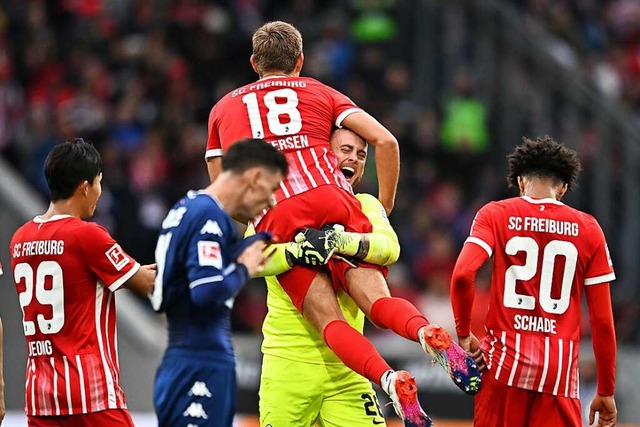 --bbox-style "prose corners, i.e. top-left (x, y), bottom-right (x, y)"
top-left (316, 224), bottom-right (365, 259)
top-left (284, 228), bottom-right (338, 266)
